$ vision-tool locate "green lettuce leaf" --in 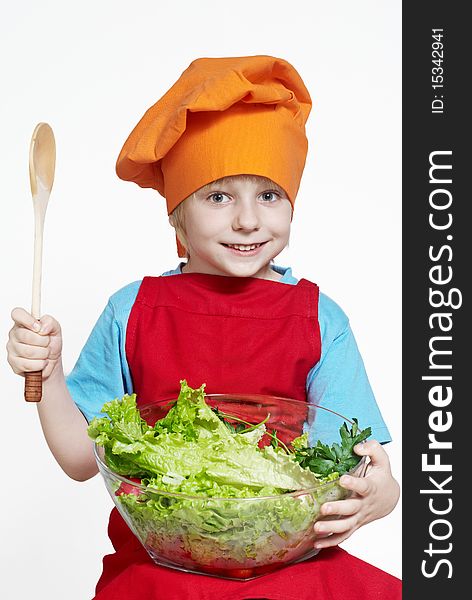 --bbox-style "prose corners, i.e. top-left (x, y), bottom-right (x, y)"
top-left (88, 380), bottom-right (320, 492)
top-left (87, 380), bottom-right (360, 567)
